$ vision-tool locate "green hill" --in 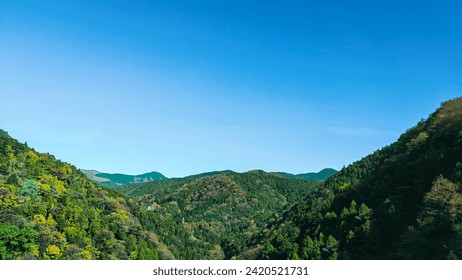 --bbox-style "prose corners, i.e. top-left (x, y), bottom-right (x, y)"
top-left (117, 170), bottom-right (320, 259)
top-left (114, 170), bottom-right (233, 198)
top-left (0, 130), bottom-right (161, 260)
top-left (295, 168), bottom-right (338, 181)
top-left (81, 169), bottom-right (166, 188)
top-left (272, 168), bottom-right (338, 181)
top-left (258, 98), bottom-right (462, 260)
